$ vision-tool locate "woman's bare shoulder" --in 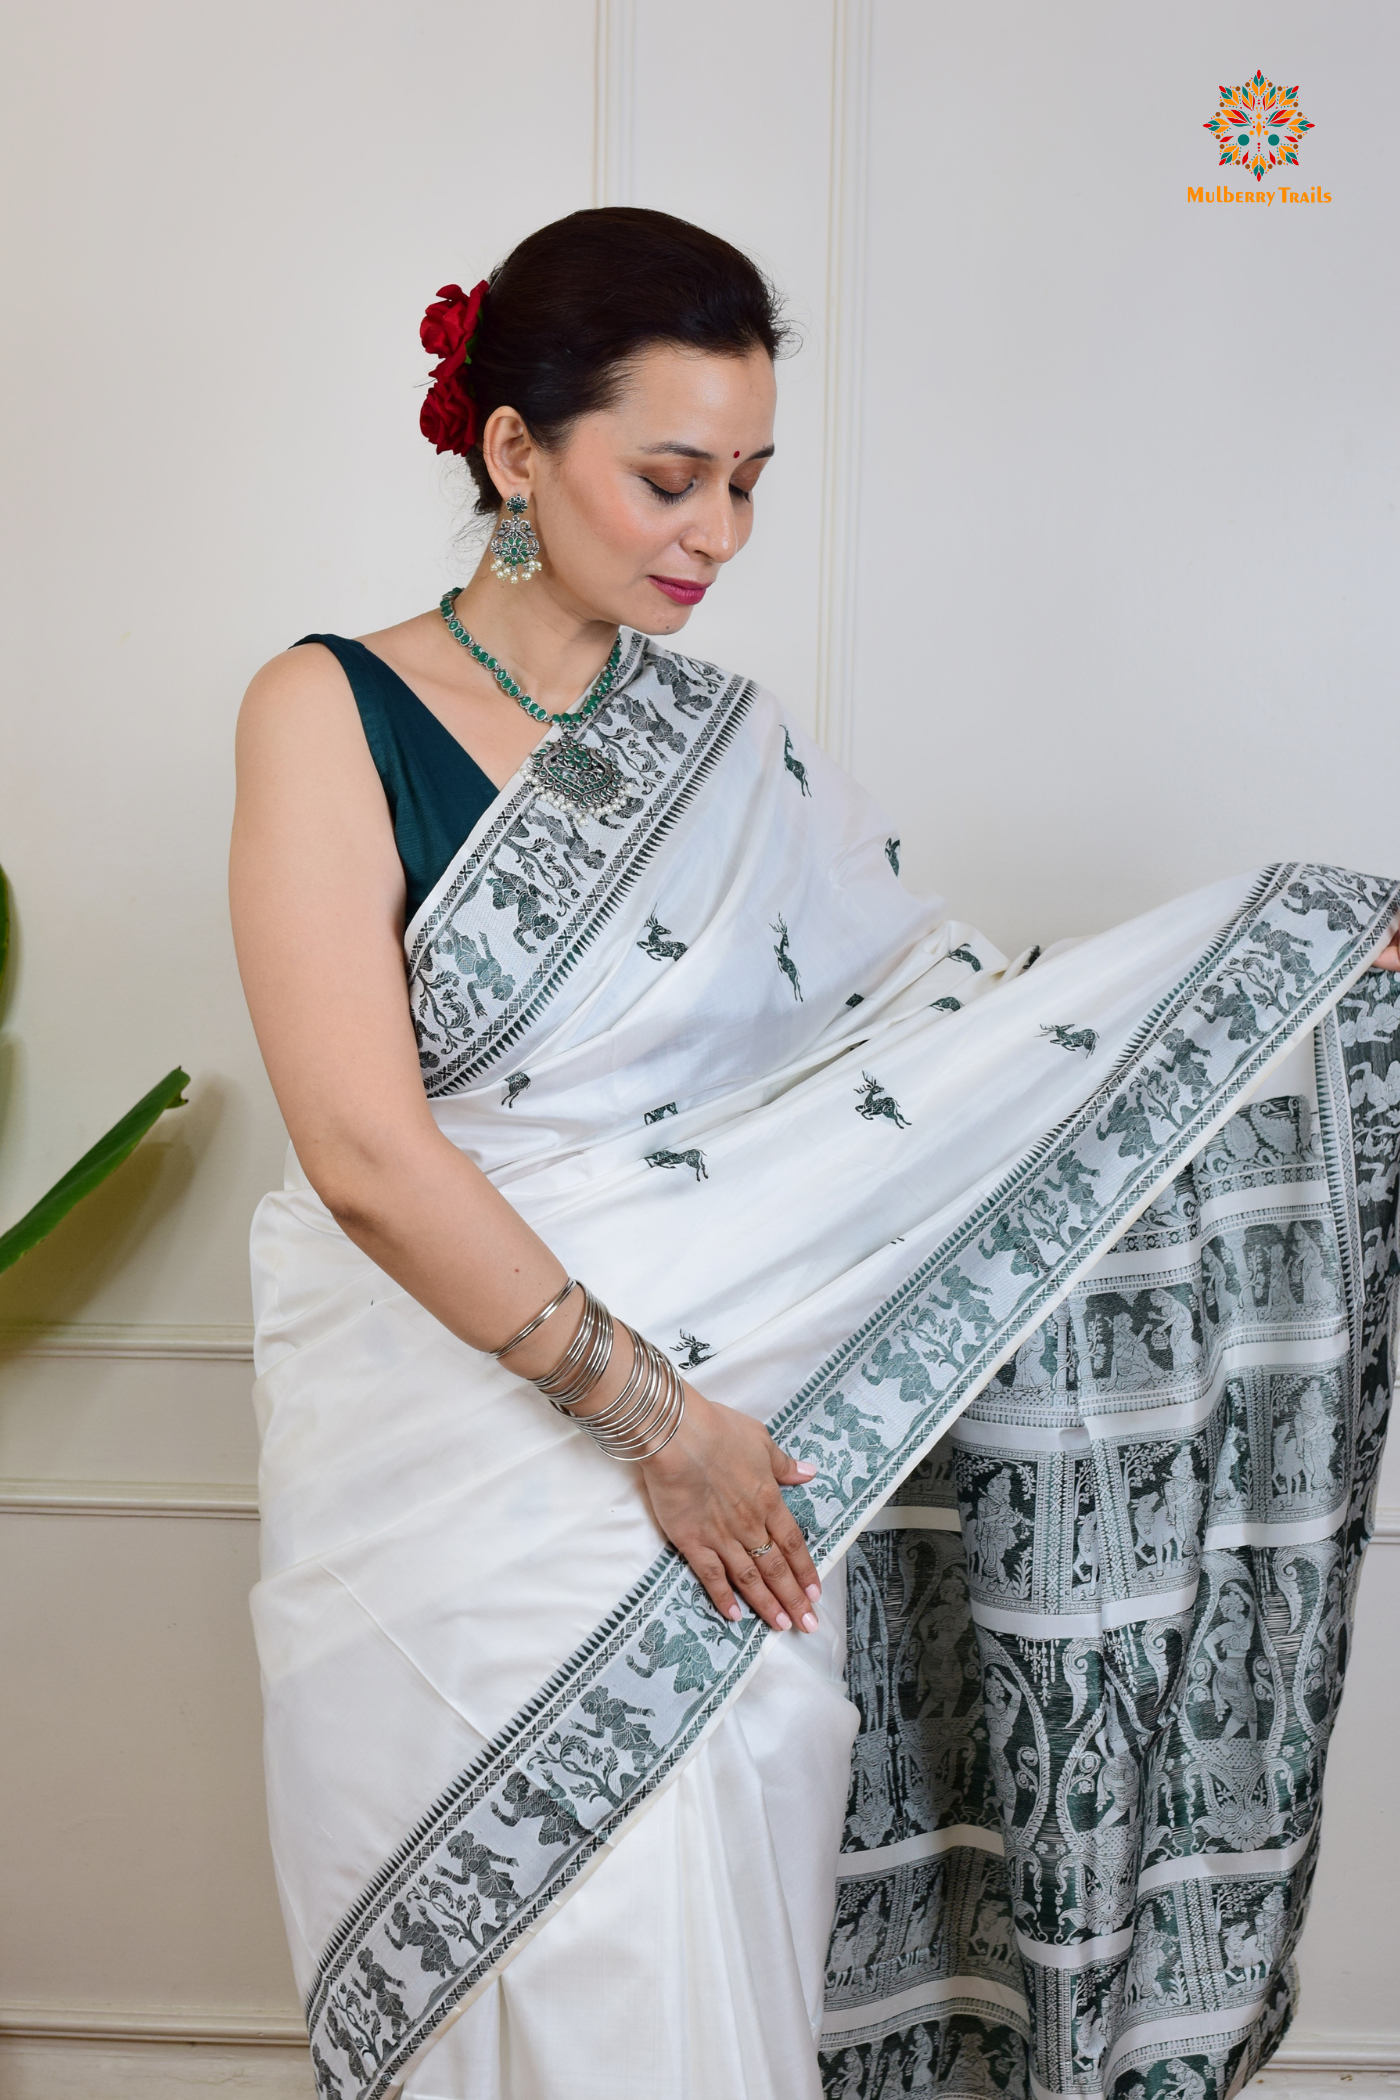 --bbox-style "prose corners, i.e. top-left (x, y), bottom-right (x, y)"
top-left (239, 638), bottom-right (352, 729)
top-left (232, 639), bottom-right (399, 898)
top-left (235, 642), bottom-right (380, 802)
top-left (234, 641), bottom-right (383, 821)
